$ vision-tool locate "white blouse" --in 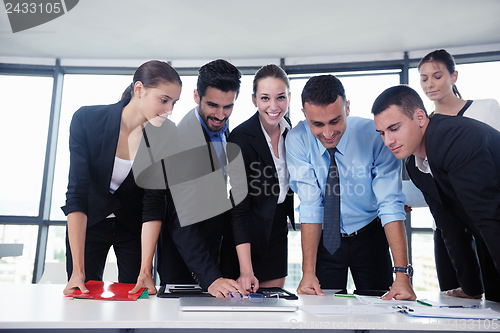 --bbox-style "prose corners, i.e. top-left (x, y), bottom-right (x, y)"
top-left (107, 156), bottom-right (133, 218)
top-left (259, 118), bottom-right (291, 204)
